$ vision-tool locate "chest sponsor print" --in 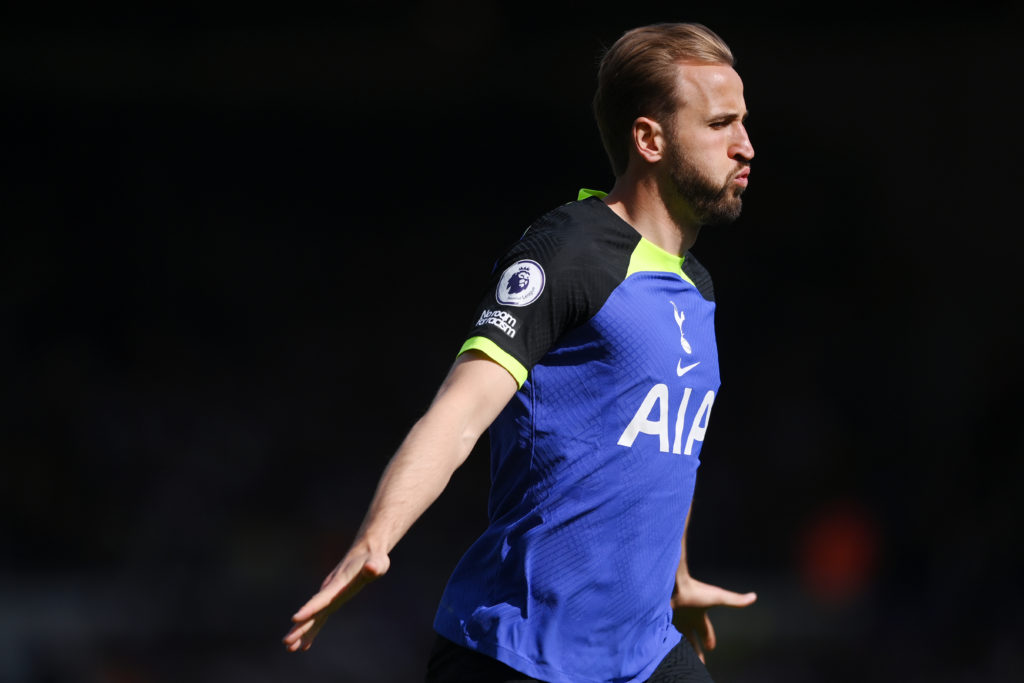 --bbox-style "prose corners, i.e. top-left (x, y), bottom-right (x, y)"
top-left (617, 385), bottom-right (716, 456)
